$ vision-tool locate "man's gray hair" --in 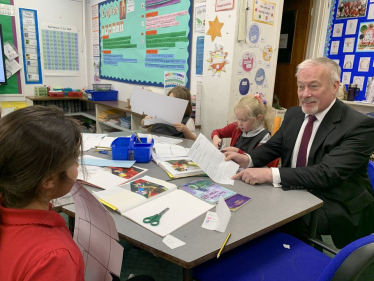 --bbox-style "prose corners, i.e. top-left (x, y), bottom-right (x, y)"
top-left (295, 57), bottom-right (341, 85)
